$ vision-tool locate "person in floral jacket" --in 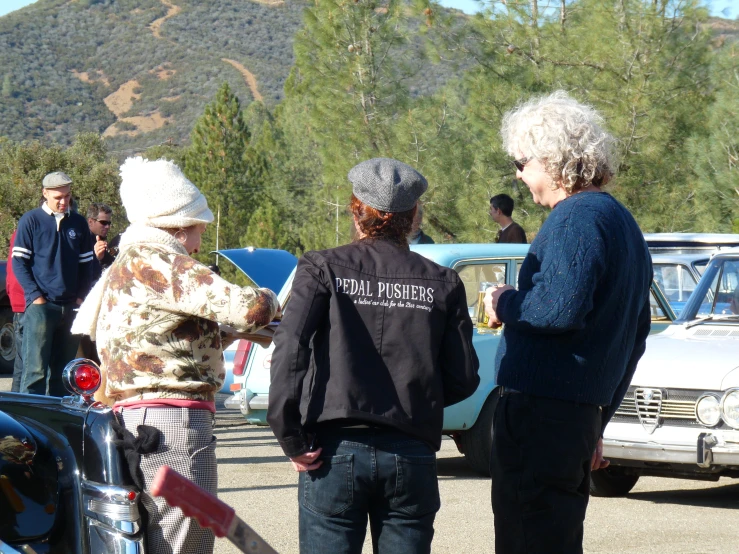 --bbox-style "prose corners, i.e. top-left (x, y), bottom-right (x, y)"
top-left (73, 156), bottom-right (279, 554)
